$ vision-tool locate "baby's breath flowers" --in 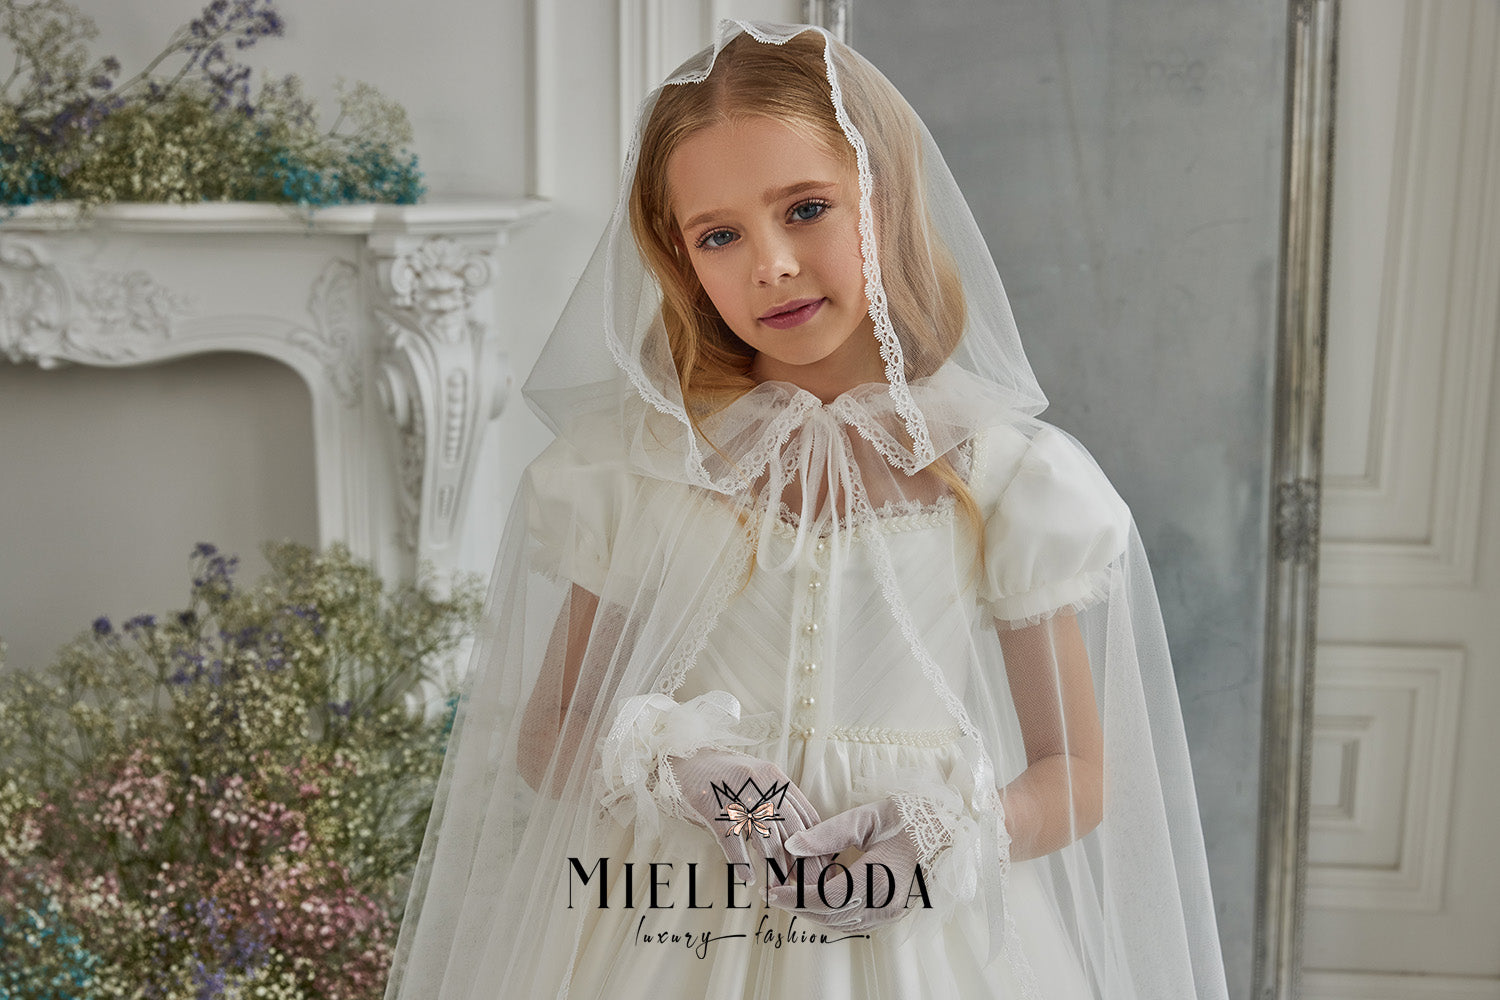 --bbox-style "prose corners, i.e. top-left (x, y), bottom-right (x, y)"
top-left (0, 0), bottom-right (425, 212)
top-left (0, 541), bottom-right (478, 999)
